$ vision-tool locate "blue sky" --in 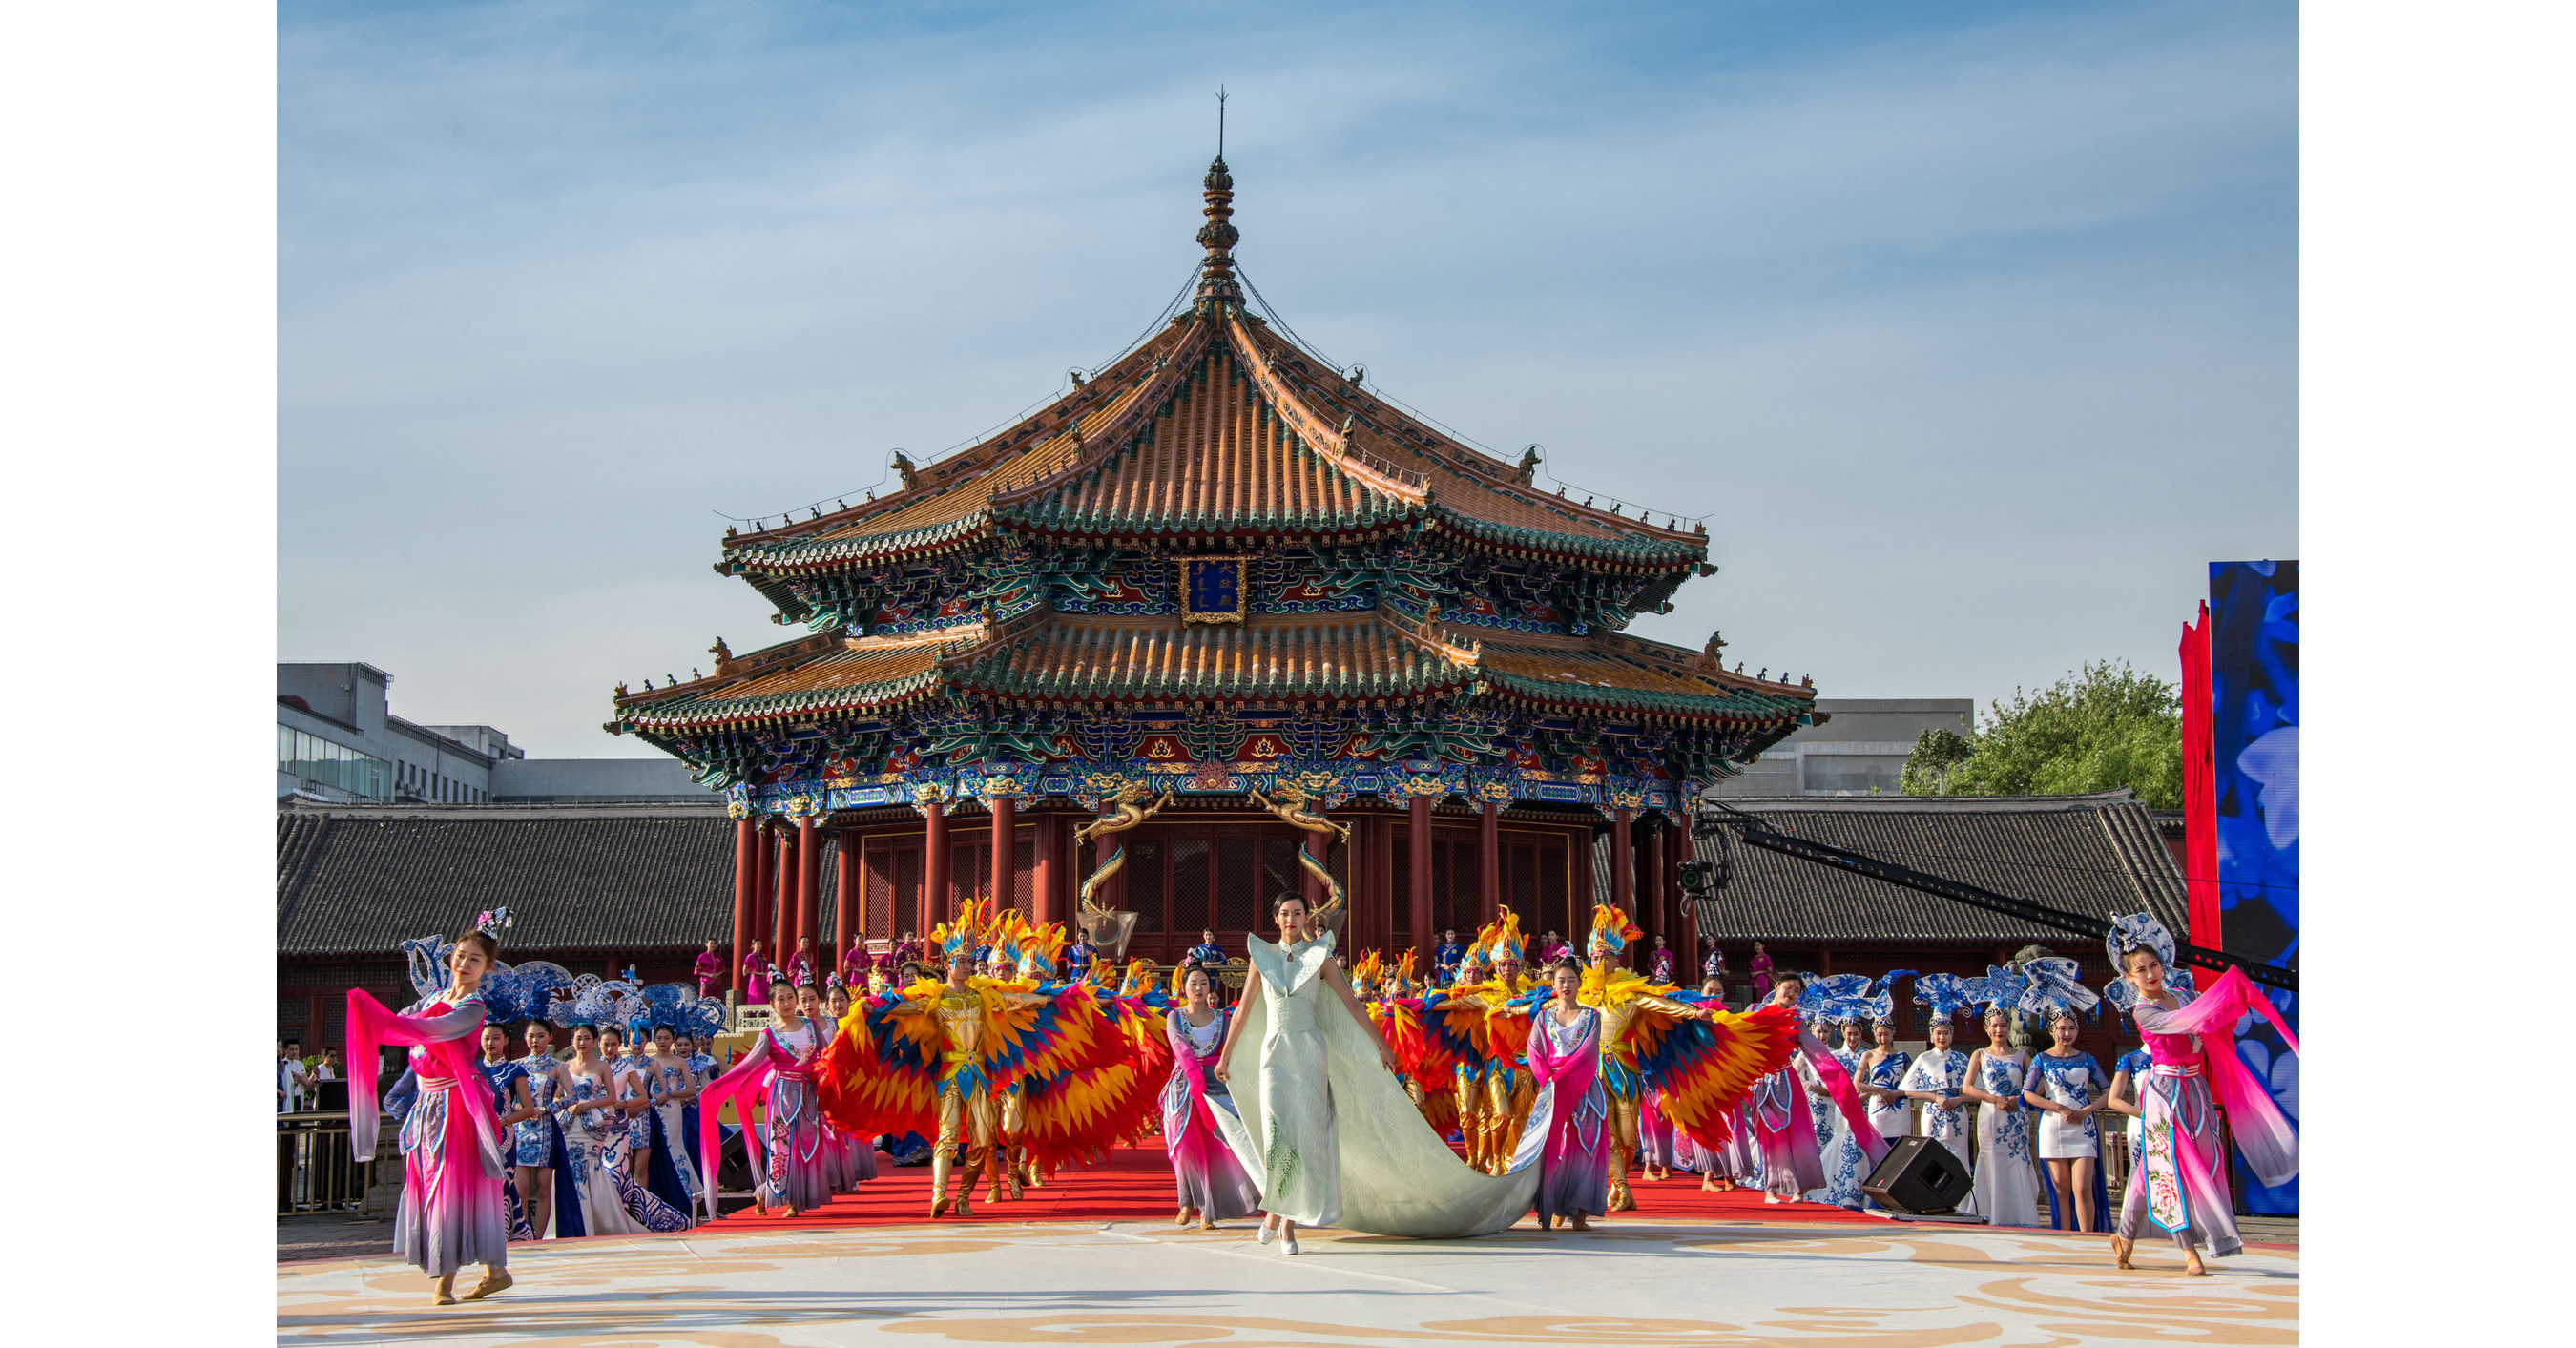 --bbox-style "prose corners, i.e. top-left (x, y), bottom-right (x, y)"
top-left (279, 0), bottom-right (2296, 757)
